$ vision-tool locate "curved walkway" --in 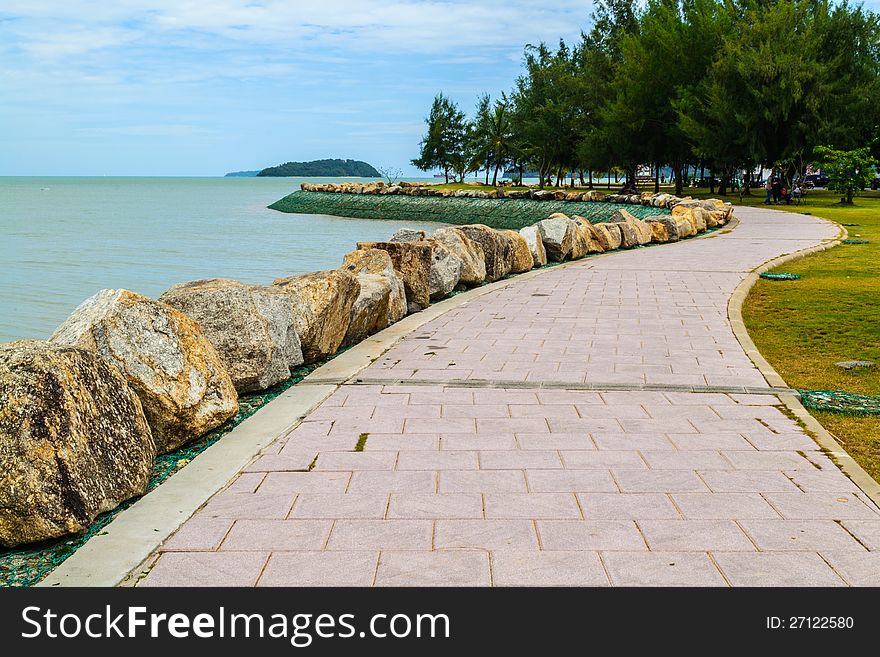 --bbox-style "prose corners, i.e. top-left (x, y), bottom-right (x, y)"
top-left (139, 206), bottom-right (880, 587)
